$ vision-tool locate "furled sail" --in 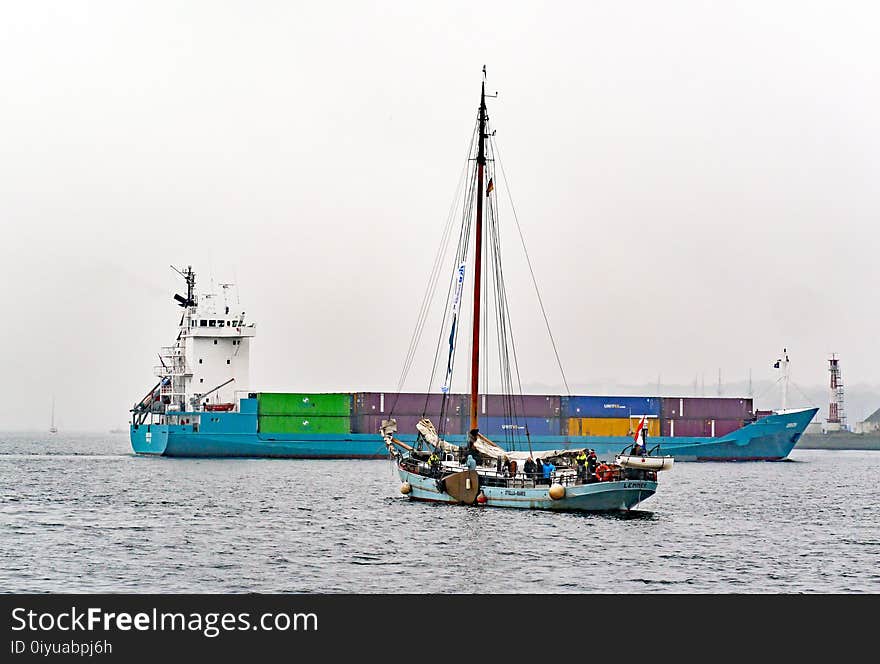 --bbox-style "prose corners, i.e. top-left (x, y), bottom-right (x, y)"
top-left (442, 262), bottom-right (466, 394)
